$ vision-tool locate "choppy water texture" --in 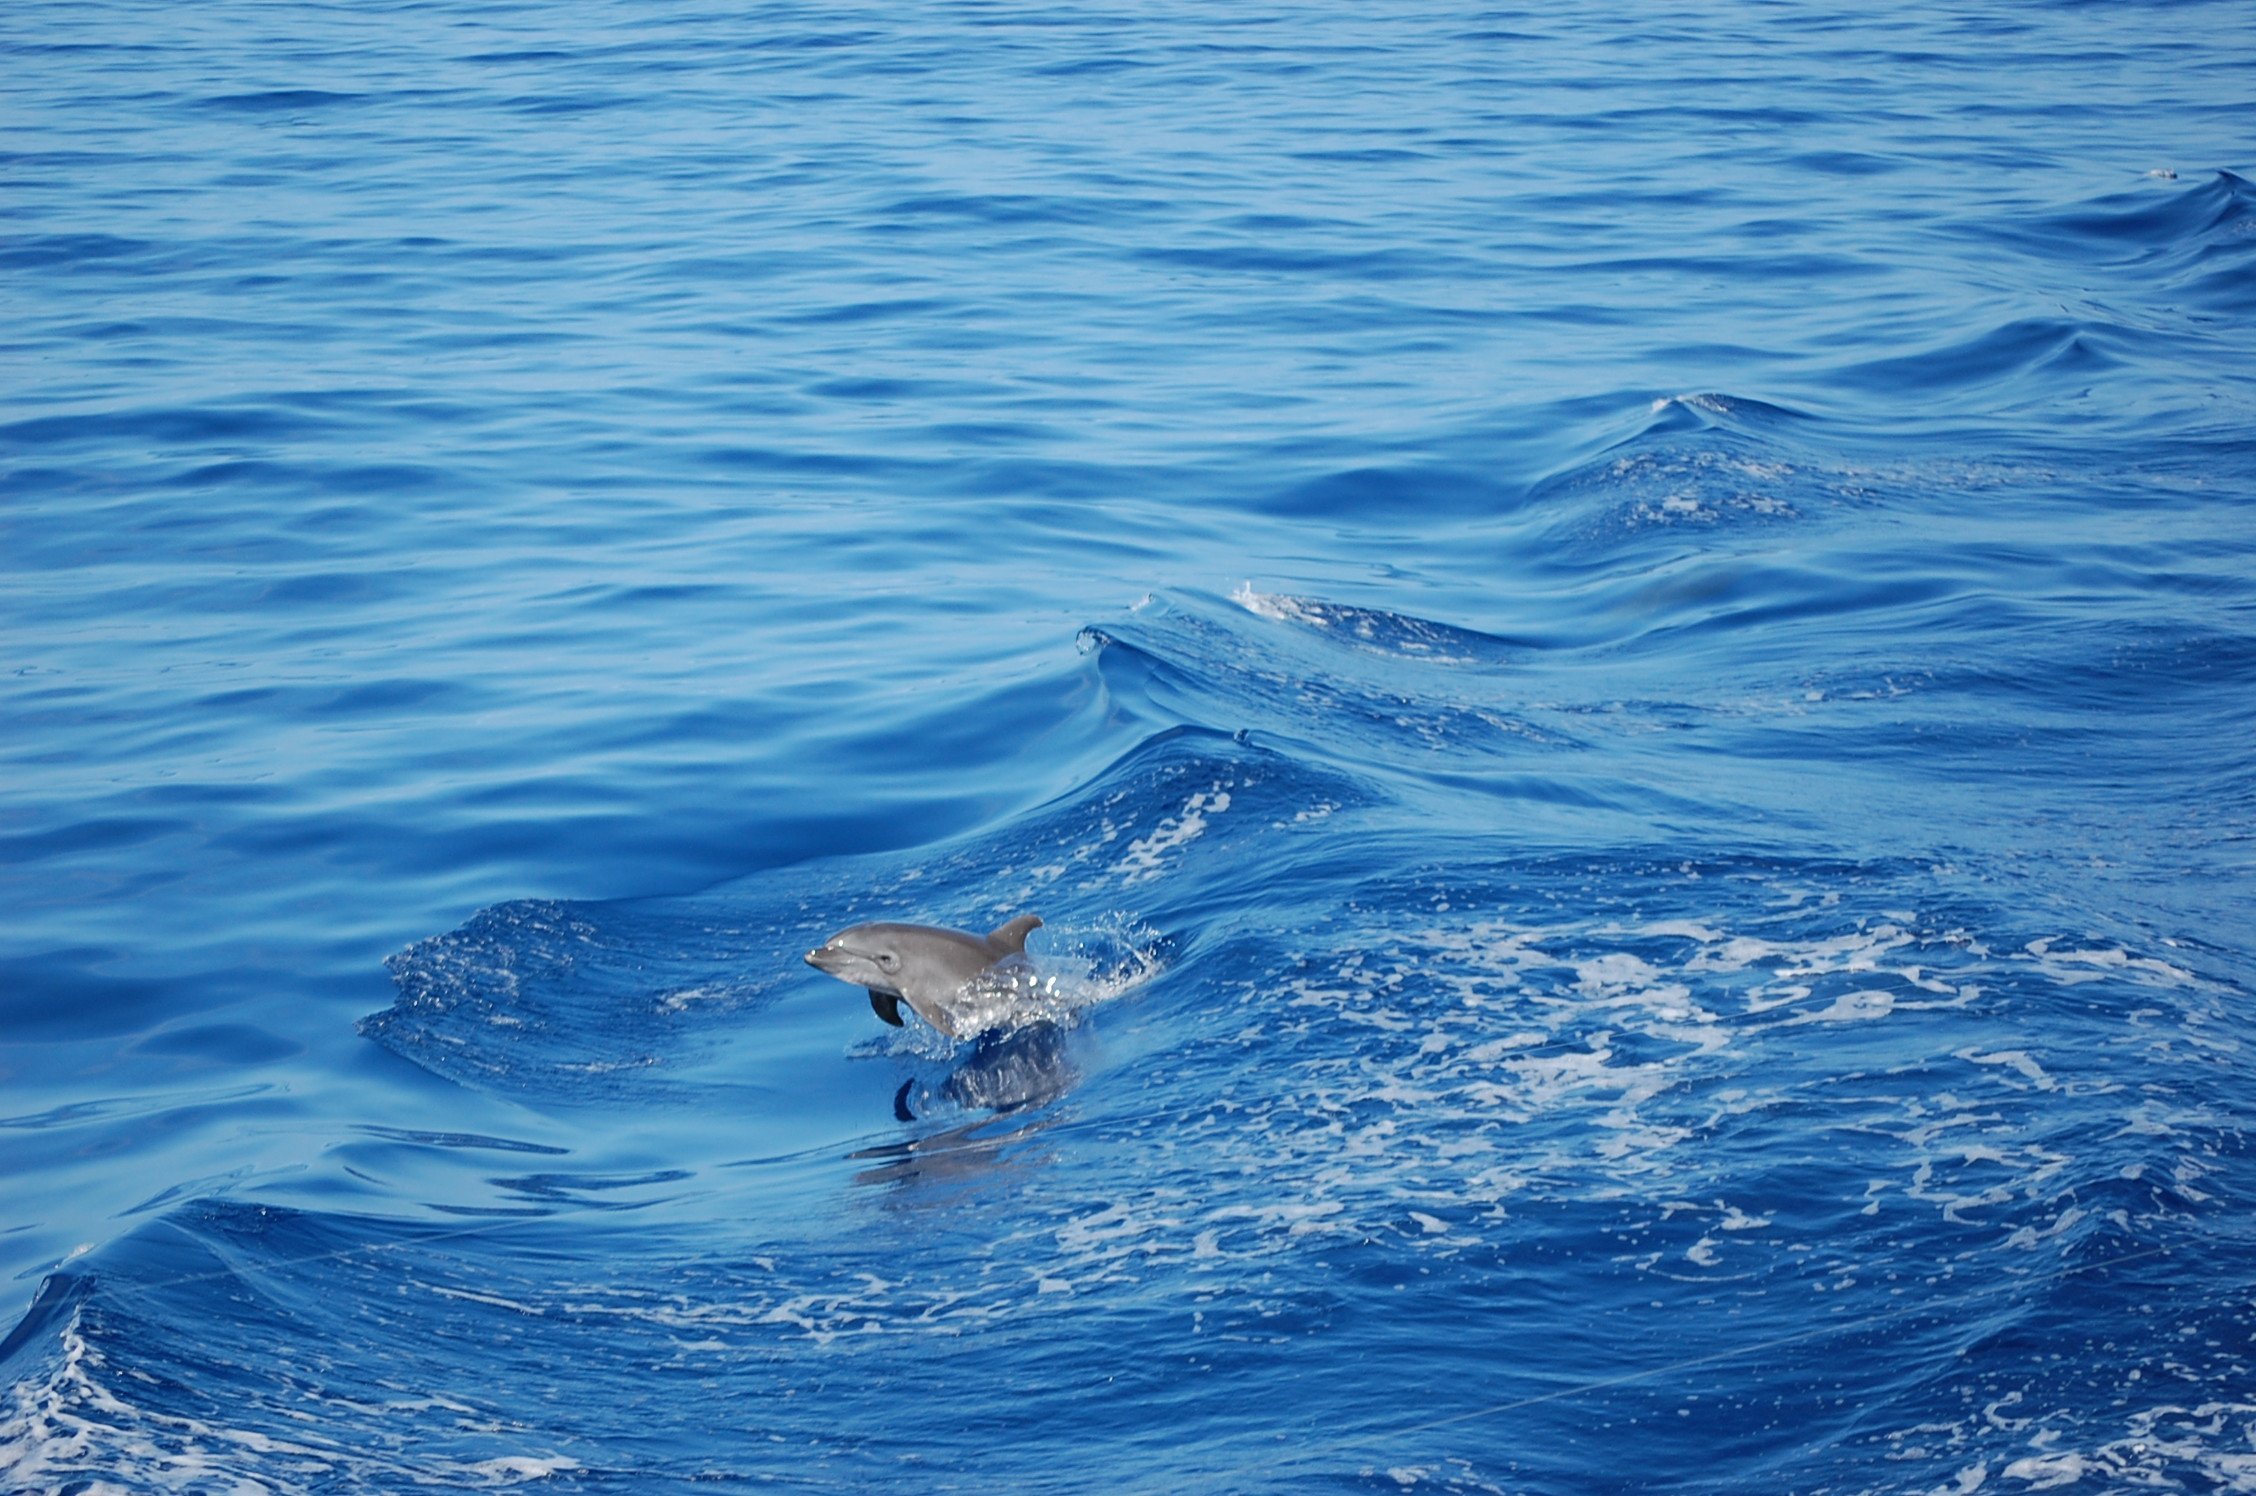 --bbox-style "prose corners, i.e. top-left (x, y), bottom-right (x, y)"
top-left (5, 2), bottom-right (2255, 1490)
